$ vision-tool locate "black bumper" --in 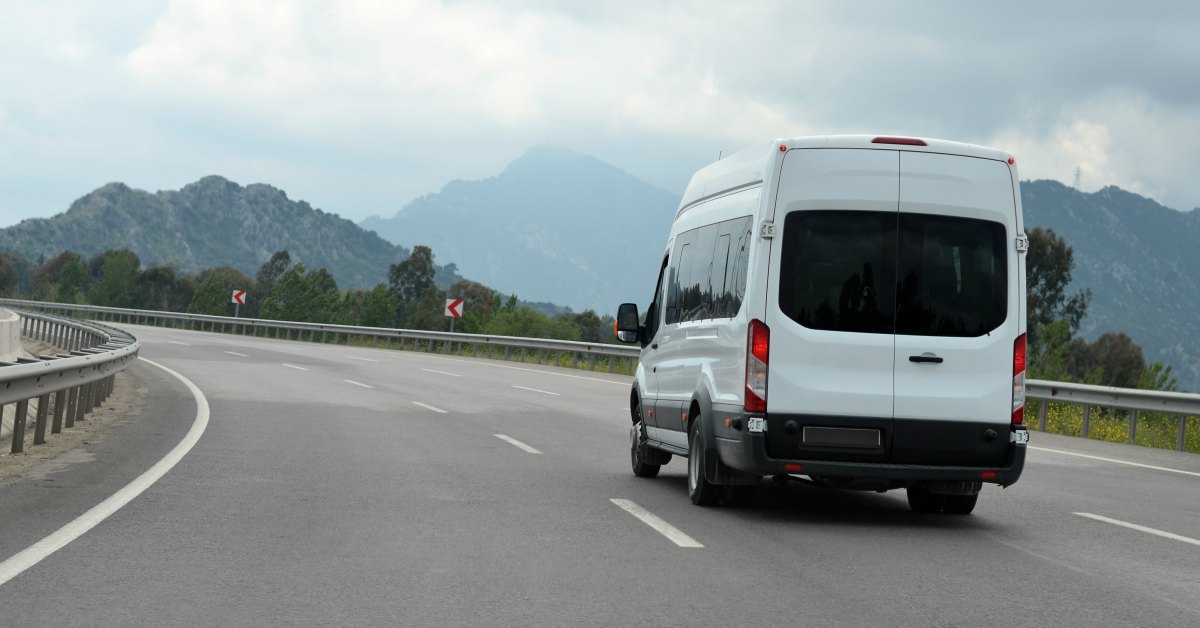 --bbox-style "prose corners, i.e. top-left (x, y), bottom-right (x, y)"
top-left (714, 419), bottom-right (1027, 487)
